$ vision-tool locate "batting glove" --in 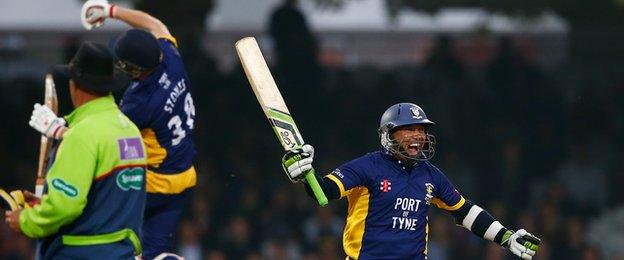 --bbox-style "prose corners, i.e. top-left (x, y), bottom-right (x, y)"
top-left (29, 103), bottom-right (66, 139)
top-left (281, 144), bottom-right (315, 183)
top-left (502, 229), bottom-right (541, 259)
top-left (81, 0), bottom-right (116, 30)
